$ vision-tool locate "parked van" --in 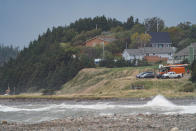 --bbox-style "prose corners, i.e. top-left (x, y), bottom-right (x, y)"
top-left (157, 64), bottom-right (188, 78)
